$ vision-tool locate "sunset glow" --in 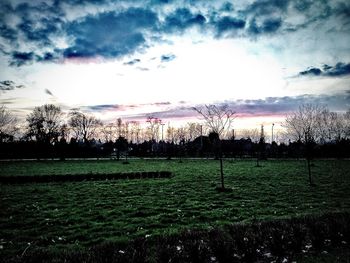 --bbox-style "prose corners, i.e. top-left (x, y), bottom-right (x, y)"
top-left (1, 0), bottom-right (349, 129)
